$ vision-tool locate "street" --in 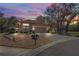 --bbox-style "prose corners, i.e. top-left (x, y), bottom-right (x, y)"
top-left (37, 39), bottom-right (79, 56)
